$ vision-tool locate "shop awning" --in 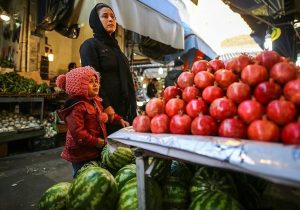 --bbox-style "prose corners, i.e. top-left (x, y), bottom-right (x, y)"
top-left (164, 23), bottom-right (218, 62)
top-left (110, 0), bottom-right (184, 49)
